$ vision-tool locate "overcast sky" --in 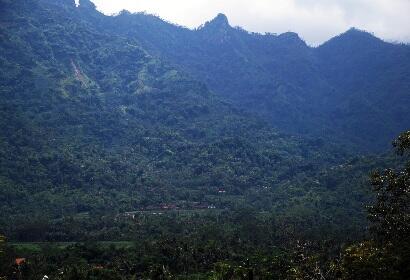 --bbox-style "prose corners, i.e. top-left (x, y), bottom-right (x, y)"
top-left (86, 0), bottom-right (410, 46)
